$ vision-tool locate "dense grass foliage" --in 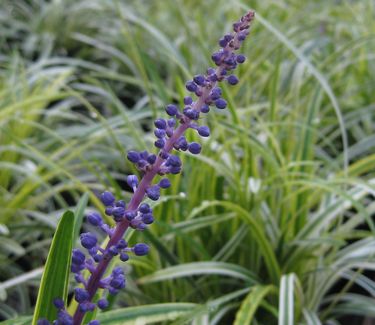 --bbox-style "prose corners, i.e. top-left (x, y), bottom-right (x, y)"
top-left (0, 0), bottom-right (374, 324)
